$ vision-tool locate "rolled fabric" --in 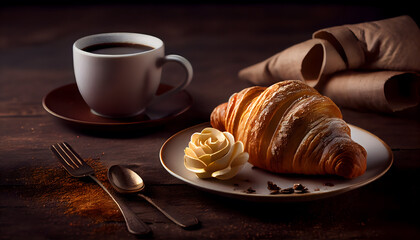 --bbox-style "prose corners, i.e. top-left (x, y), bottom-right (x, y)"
top-left (313, 15), bottom-right (420, 71)
top-left (320, 71), bottom-right (420, 112)
top-left (238, 15), bottom-right (420, 112)
top-left (238, 38), bottom-right (346, 87)
top-left (313, 26), bottom-right (364, 69)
